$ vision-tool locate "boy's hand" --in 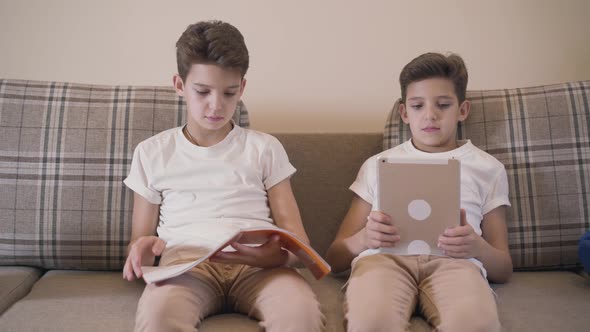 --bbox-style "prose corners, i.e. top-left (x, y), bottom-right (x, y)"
top-left (437, 209), bottom-right (484, 258)
top-left (362, 210), bottom-right (400, 249)
top-left (123, 236), bottom-right (166, 281)
top-left (209, 234), bottom-right (289, 268)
